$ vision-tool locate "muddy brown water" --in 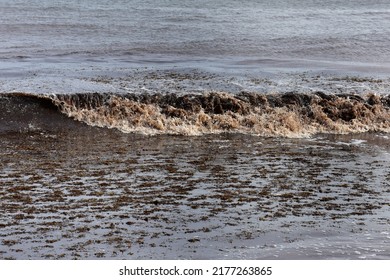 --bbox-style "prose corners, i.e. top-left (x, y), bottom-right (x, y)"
top-left (1, 123), bottom-right (389, 259)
